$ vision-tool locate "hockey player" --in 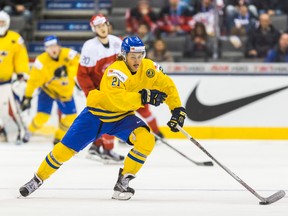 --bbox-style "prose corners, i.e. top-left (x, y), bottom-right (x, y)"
top-left (19, 36), bottom-right (186, 200)
top-left (78, 14), bottom-right (164, 163)
top-left (77, 14), bottom-right (124, 162)
top-left (0, 10), bottom-right (29, 142)
top-left (20, 35), bottom-right (80, 144)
